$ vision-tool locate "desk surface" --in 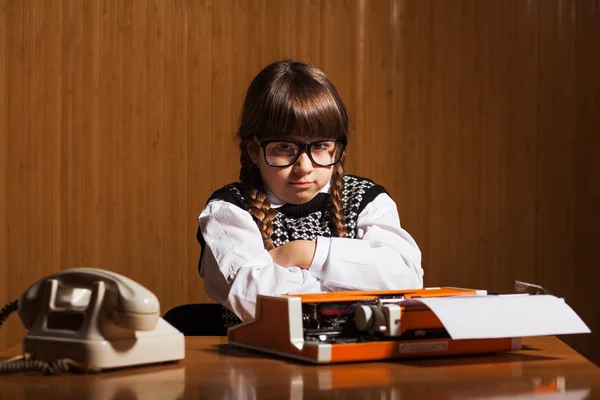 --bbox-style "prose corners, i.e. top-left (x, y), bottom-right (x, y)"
top-left (1, 336), bottom-right (599, 399)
